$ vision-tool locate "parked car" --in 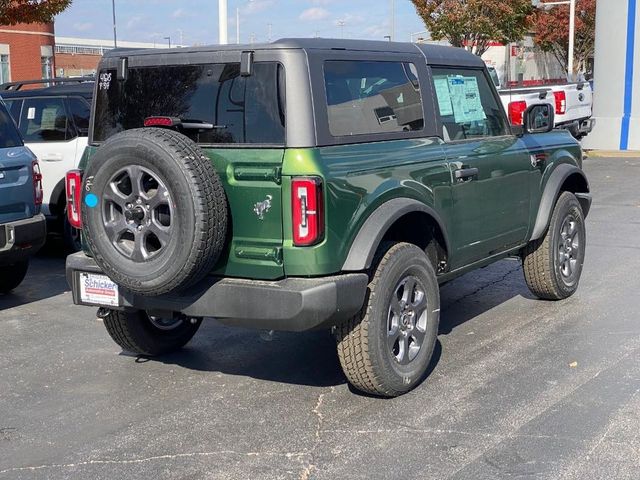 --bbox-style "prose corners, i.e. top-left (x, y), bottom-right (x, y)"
top-left (498, 82), bottom-right (594, 139)
top-left (498, 86), bottom-right (555, 128)
top-left (65, 39), bottom-right (591, 397)
top-left (1, 77), bottom-right (93, 250)
top-left (550, 82), bottom-right (595, 139)
top-left (0, 97), bottom-right (46, 293)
